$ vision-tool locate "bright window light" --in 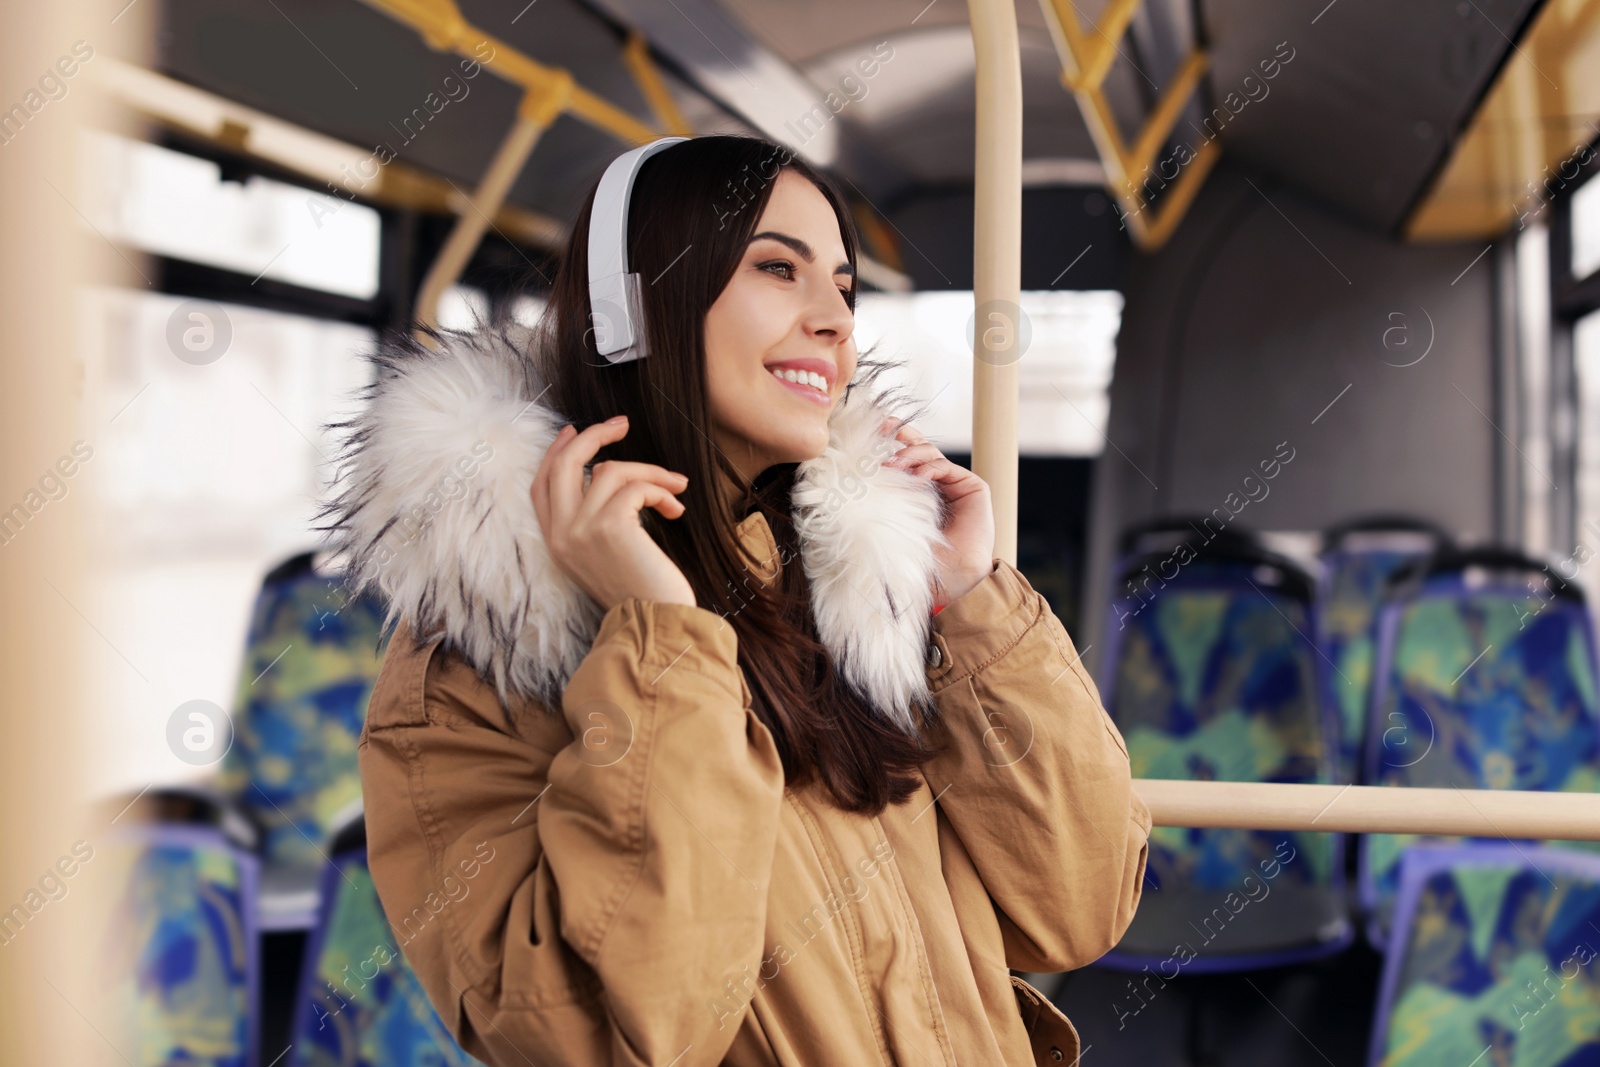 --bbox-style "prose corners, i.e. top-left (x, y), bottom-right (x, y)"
top-left (854, 290), bottom-right (1123, 457)
top-left (510, 294), bottom-right (547, 329)
top-left (80, 129), bottom-right (381, 299)
top-left (436, 285), bottom-right (491, 331)
top-left (1575, 308), bottom-right (1600, 607)
top-left (1574, 171), bottom-right (1600, 280)
top-left (77, 287), bottom-right (373, 797)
